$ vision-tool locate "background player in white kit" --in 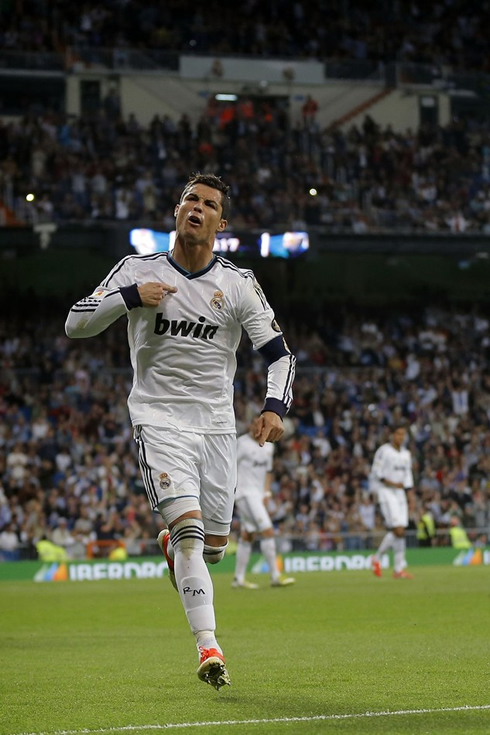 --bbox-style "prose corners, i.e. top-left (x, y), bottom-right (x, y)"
top-left (370, 424), bottom-right (414, 579)
top-left (65, 173), bottom-right (296, 690)
top-left (233, 416), bottom-right (295, 589)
